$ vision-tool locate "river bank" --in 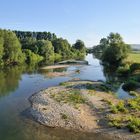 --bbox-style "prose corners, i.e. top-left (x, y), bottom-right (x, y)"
top-left (29, 80), bottom-right (140, 140)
